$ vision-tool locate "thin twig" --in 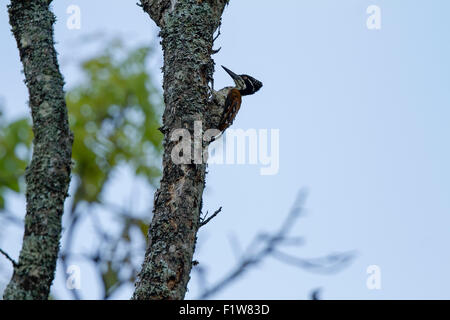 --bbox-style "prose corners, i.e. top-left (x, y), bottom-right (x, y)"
top-left (0, 248), bottom-right (18, 267)
top-left (211, 20), bottom-right (222, 56)
top-left (198, 190), bottom-right (308, 299)
top-left (213, 20), bottom-right (222, 43)
top-left (200, 207), bottom-right (222, 227)
top-left (271, 250), bottom-right (356, 274)
top-left (211, 47), bottom-right (222, 55)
